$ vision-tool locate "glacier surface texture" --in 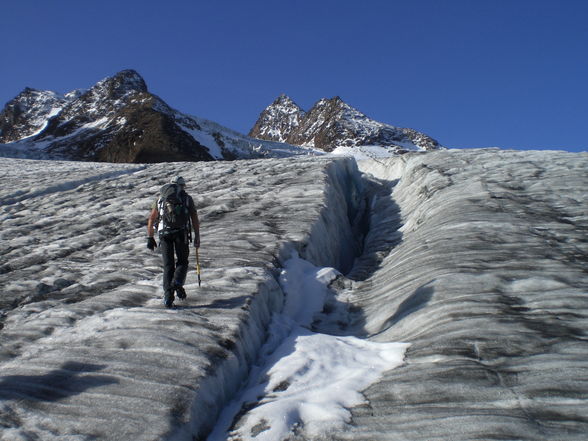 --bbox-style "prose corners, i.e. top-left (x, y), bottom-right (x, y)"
top-left (0, 149), bottom-right (587, 440)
